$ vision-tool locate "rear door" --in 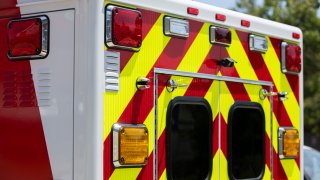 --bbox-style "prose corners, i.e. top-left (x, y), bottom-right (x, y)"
top-left (155, 71), bottom-right (272, 180)
top-left (155, 73), bottom-right (219, 180)
top-left (219, 81), bottom-right (272, 180)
